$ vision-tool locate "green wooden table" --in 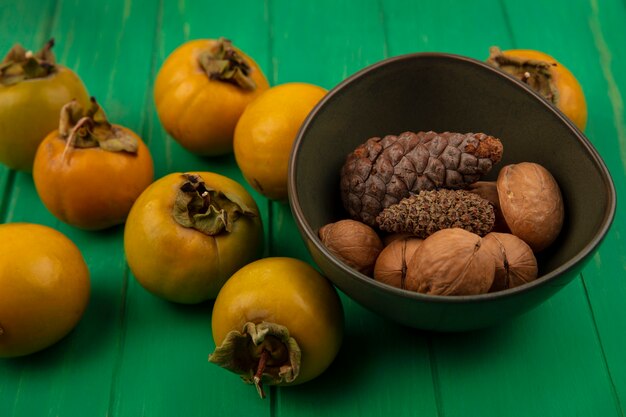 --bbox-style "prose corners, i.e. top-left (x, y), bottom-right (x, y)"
top-left (1, 1), bottom-right (625, 416)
